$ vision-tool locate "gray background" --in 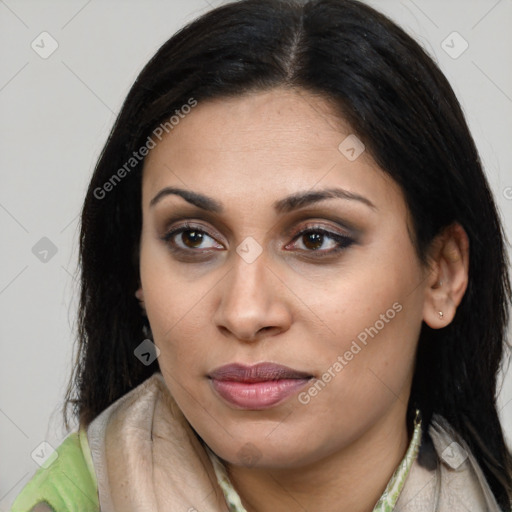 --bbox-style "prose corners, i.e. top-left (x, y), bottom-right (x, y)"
top-left (1, 0), bottom-right (511, 508)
